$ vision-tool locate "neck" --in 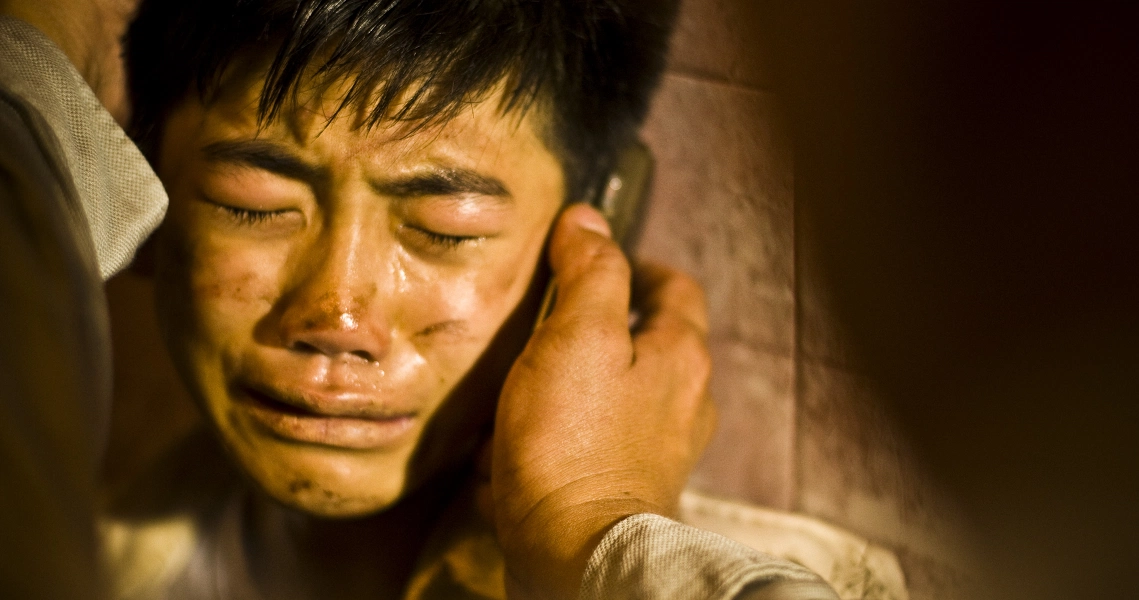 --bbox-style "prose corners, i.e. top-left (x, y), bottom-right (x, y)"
top-left (245, 466), bottom-right (470, 600)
